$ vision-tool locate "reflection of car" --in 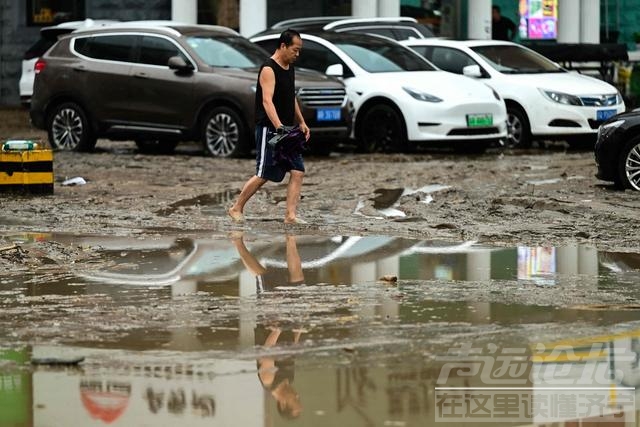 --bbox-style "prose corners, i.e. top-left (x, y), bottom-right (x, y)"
top-left (253, 16), bottom-right (435, 41)
top-left (251, 31), bottom-right (507, 153)
top-left (594, 110), bottom-right (640, 190)
top-left (401, 39), bottom-right (625, 148)
top-left (19, 19), bottom-right (117, 106)
top-left (30, 22), bottom-right (349, 156)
